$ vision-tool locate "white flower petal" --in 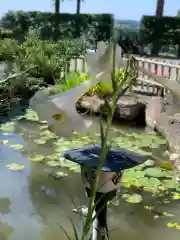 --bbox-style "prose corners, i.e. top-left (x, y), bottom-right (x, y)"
top-left (30, 41), bottom-right (122, 138)
top-left (97, 41), bottom-right (107, 56)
